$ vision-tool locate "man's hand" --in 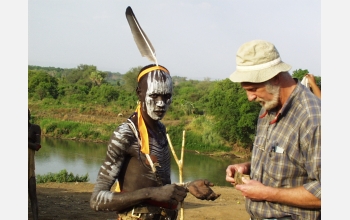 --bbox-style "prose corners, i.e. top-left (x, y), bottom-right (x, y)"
top-left (149, 184), bottom-right (187, 205)
top-left (226, 162), bottom-right (250, 186)
top-left (35, 144), bottom-right (41, 151)
top-left (187, 179), bottom-right (221, 201)
top-left (235, 178), bottom-right (267, 201)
